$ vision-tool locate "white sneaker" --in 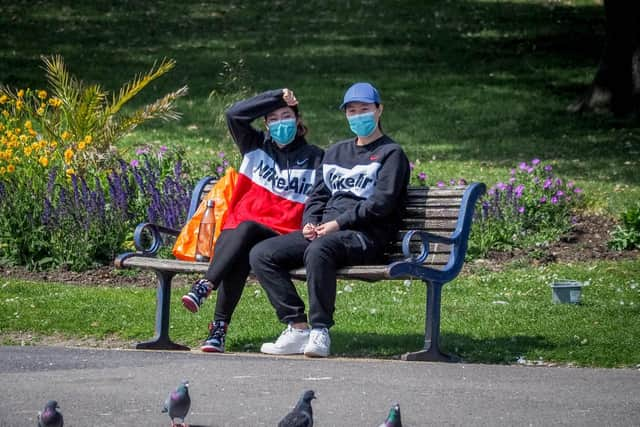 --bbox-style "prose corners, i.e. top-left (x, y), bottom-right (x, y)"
top-left (304, 328), bottom-right (331, 358)
top-left (260, 325), bottom-right (310, 355)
